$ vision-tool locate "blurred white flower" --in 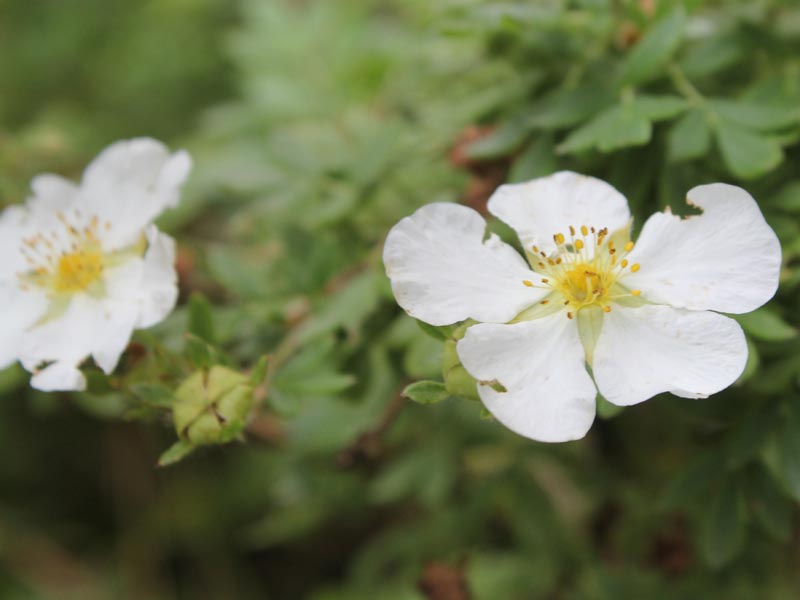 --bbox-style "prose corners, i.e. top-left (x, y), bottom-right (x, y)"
top-left (384, 171), bottom-right (781, 442)
top-left (0, 138), bottom-right (191, 391)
